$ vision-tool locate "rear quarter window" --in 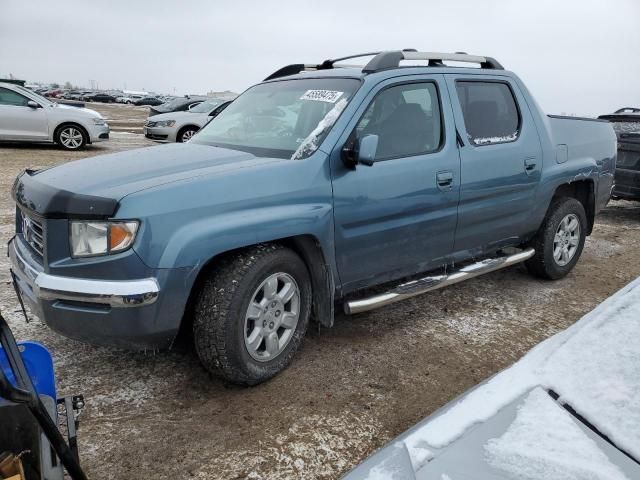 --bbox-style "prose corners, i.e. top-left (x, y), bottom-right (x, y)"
top-left (456, 81), bottom-right (521, 146)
